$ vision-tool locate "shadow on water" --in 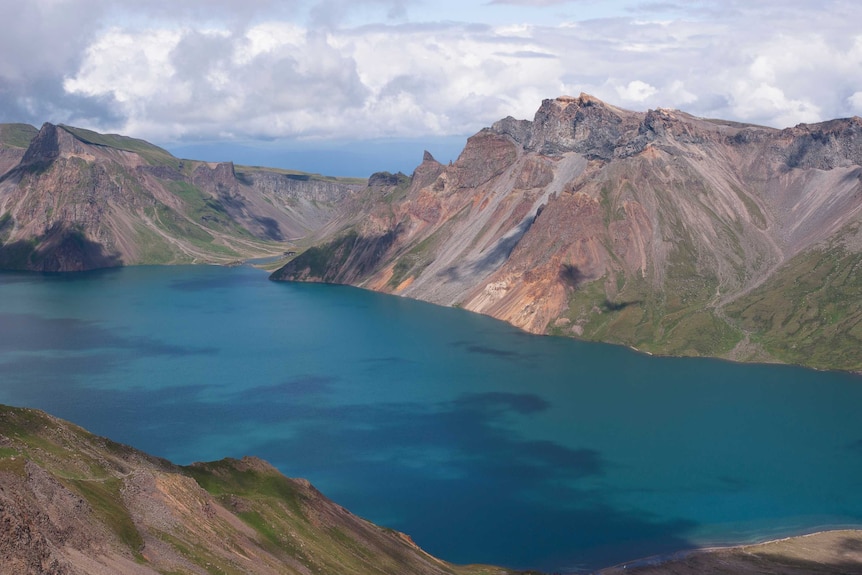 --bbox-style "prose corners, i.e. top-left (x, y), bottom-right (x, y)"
top-left (0, 312), bottom-right (216, 355)
top-left (0, 266), bottom-right (123, 284)
top-left (450, 339), bottom-right (541, 363)
top-left (10, 269), bottom-right (862, 573)
top-left (13, 363), bottom-right (700, 573)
